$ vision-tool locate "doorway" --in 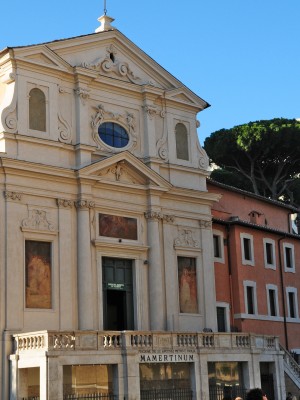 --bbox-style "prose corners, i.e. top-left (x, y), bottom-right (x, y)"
top-left (102, 257), bottom-right (134, 331)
